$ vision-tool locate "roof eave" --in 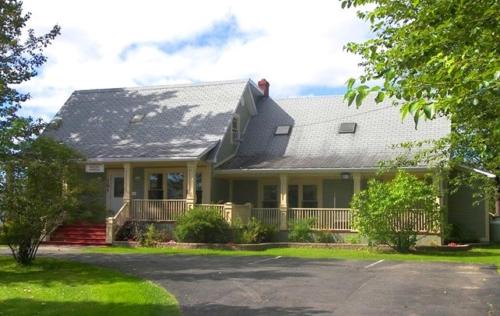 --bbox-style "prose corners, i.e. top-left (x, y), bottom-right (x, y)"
top-left (214, 166), bottom-right (430, 175)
